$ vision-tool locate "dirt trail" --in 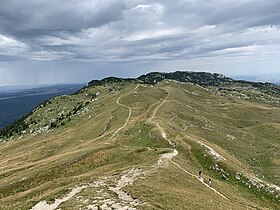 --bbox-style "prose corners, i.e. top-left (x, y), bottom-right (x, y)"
top-left (110, 96), bottom-right (132, 139)
top-left (149, 97), bottom-right (168, 121)
top-left (156, 122), bottom-right (178, 165)
top-left (151, 96), bottom-right (229, 200)
top-left (110, 85), bottom-right (139, 139)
